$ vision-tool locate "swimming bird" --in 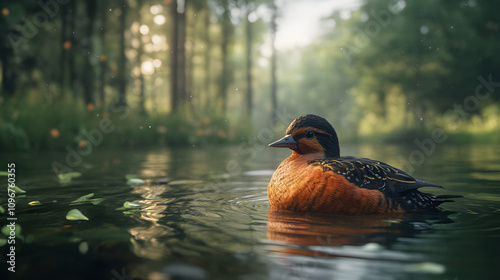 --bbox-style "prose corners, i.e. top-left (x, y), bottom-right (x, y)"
top-left (267, 114), bottom-right (461, 214)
